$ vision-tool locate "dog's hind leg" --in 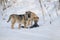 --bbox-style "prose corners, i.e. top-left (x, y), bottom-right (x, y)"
top-left (11, 20), bottom-right (15, 29)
